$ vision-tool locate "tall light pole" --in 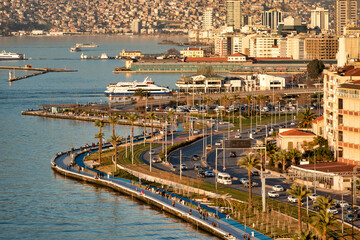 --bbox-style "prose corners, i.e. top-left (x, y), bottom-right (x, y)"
top-left (180, 149), bottom-right (182, 180)
top-left (149, 142), bottom-right (152, 172)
